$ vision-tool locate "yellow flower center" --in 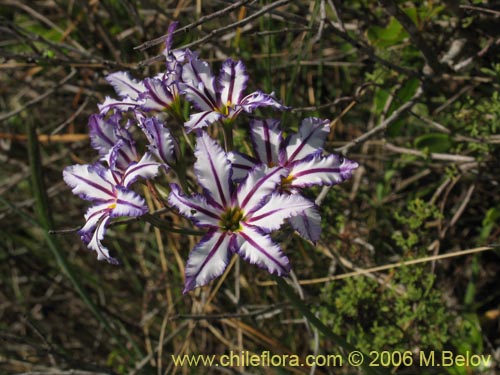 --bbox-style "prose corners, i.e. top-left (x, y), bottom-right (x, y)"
top-left (220, 207), bottom-right (244, 232)
top-left (220, 100), bottom-right (233, 116)
top-left (280, 174), bottom-right (295, 192)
